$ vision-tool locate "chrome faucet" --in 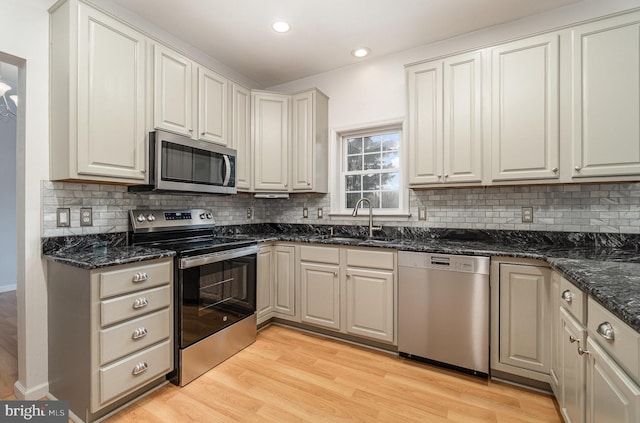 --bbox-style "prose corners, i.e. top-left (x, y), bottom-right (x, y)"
top-left (351, 198), bottom-right (382, 238)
